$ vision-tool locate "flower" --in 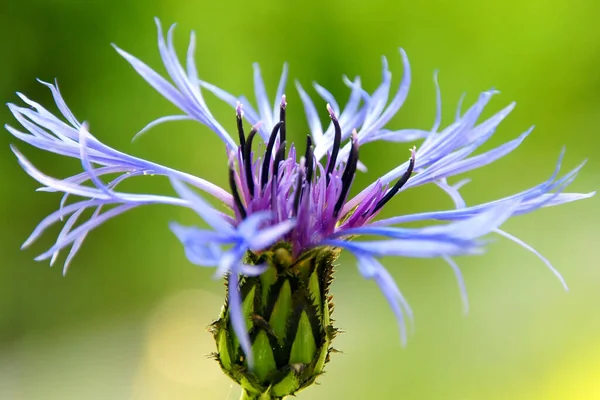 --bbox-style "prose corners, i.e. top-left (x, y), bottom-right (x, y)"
top-left (6, 18), bottom-right (594, 396)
